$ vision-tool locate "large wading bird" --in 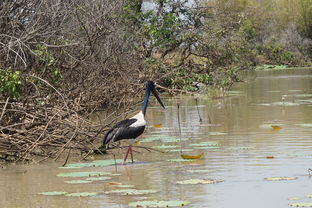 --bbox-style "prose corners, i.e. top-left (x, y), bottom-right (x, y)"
top-left (103, 81), bottom-right (165, 165)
